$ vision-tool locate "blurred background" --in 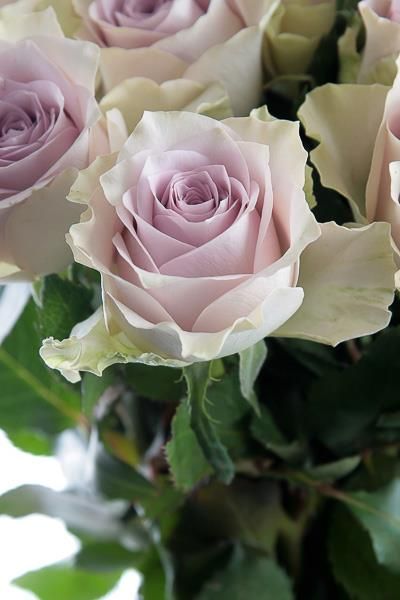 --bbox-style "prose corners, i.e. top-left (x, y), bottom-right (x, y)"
top-left (0, 430), bottom-right (140, 600)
